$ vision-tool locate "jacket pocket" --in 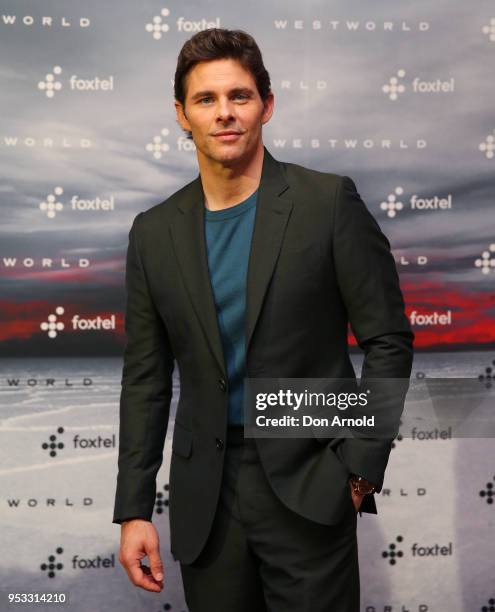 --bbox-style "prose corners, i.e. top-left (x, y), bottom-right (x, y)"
top-left (171, 421), bottom-right (193, 459)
